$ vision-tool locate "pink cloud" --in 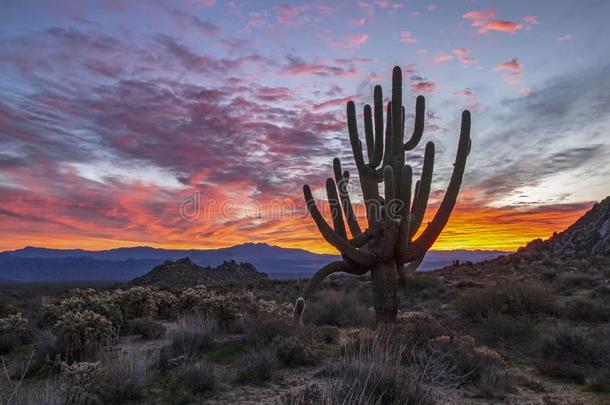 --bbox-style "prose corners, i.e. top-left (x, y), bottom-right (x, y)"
top-left (312, 96), bottom-right (355, 110)
top-left (276, 5), bottom-right (310, 25)
top-left (463, 9), bottom-right (534, 34)
top-left (427, 4), bottom-right (437, 11)
top-left (347, 33), bottom-right (368, 46)
top-left (453, 88), bottom-right (476, 102)
top-left (399, 31), bottom-right (416, 44)
top-left (493, 58), bottom-right (523, 84)
top-left (452, 48), bottom-right (477, 65)
top-left (350, 17), bottom-right (366, 26)
top-left (557, 33), bottom-right (571, 42)
top-left (410, 11), bottom-right (421, 17)
top-left (433, 52), bottom-right (454, 64)
top-left (417, 48), bottom-right (427, 54)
